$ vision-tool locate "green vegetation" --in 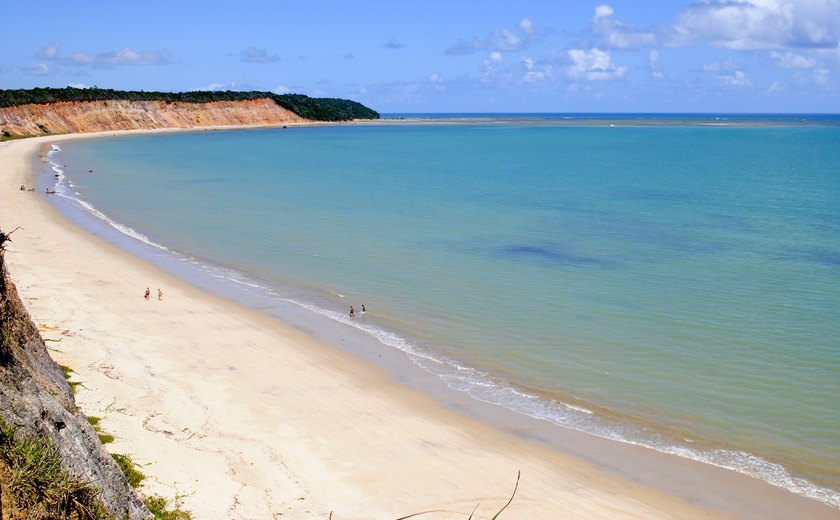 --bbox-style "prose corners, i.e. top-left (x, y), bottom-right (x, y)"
top-left (0, 87), bottom-right (379, 121)
top-left (144, 494), bottom-right (193, 520)
top-left (0, 417), bottom-right (109, 519)
top-left (59, 364), bottom-right (83, 395)
top-left (111, 453), bottom-right (145, 488)
top-left (112, 455), bottom-right (193, 519)
top-left (0, 130), bottom-right (30, 142)
top-left (57, 366), bottom-right (192, 519)
top-left (271, 93), bottom-right (378, 121)
top-left (86, 416), bottom-right (114, 445)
